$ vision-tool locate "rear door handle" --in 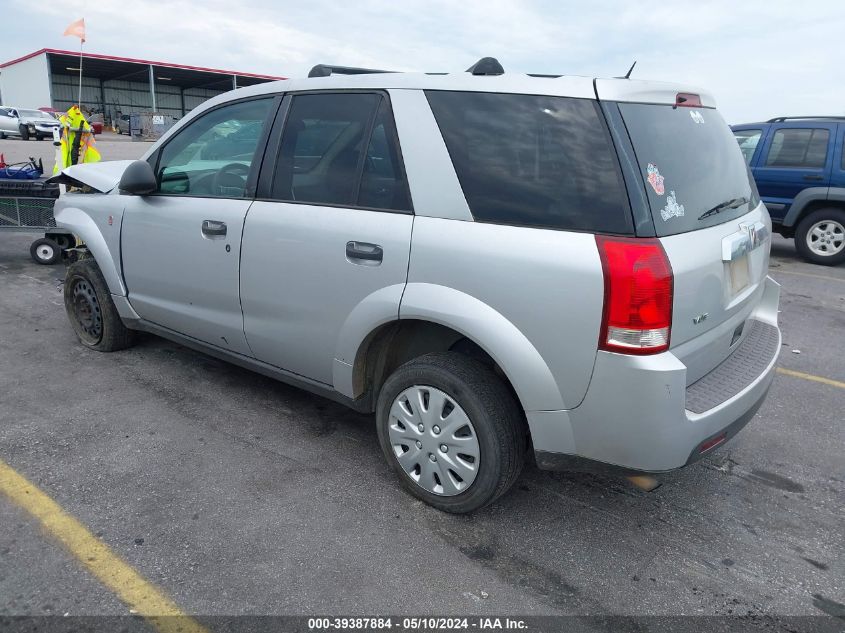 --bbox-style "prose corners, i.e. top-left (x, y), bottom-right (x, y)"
top-left (202, 220), bottom-right (227, 236)
top-left (803, 174), bottom-right (824, 181)
top-left (346, 241), bottom-right (383, 264)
